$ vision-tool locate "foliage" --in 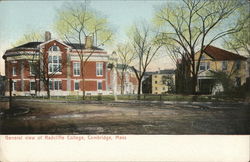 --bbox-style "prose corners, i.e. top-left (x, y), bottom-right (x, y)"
top-left (162, 75), bottom-right (175, 93)
top-left (153, 0), bottom-right (244, 94)
top-left (12, 32), bottom-right (43, 47)
top-left (113, 43), bottom-right (135, 94)
top-left (54, 2), bottom-right (113, 46)
top-left (223, 2), bottom-right (250, 55)
top-left (129, 22), bottom-right (163, 99)
top-left (54, 2), bottom-right (113, 100)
